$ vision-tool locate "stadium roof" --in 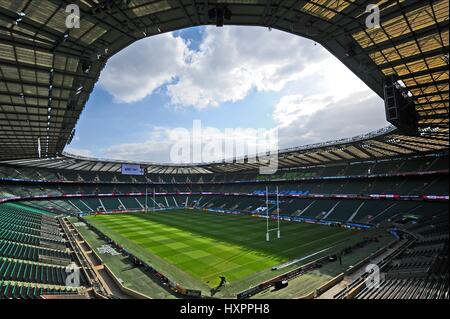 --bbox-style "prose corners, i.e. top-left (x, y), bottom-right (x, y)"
top-left (0, 0), bottom-right (448, 162)
top-left (2, 126), bottom-right (448, 174)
